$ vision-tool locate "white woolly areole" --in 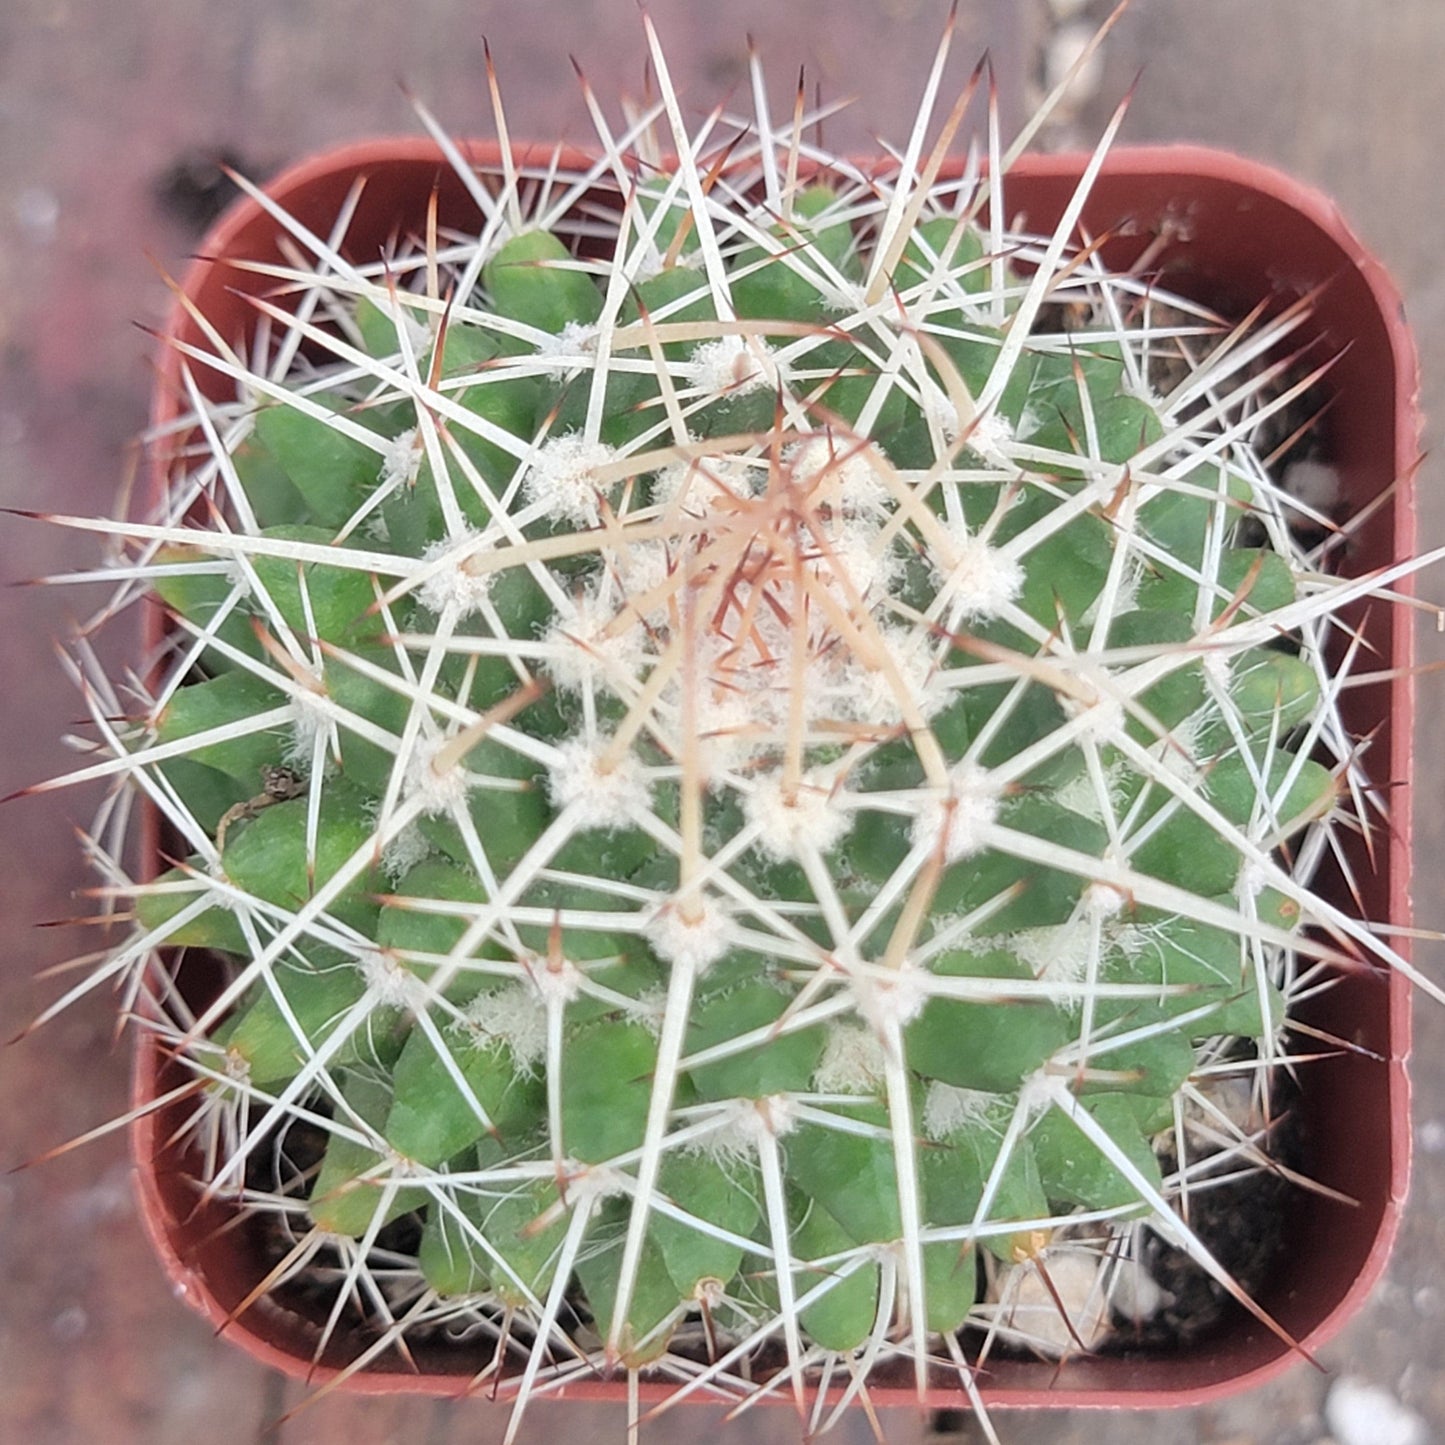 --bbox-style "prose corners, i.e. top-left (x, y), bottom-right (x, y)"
top-left (723, 1094), bottom-right (800, 1145)
top-left (1060, 678), bottom-right (1126, 740)
top-left (625, 985), bottom-right (668, 1036)
top-left (845, 622), bottom-right (944, 725)
top-left (1016, 911), bottom-right (1142, 988)
top-left (1083, 879), bottom-right (1128, 920)
top-left (646, 894), bottom-right (731, 973)
top-left (853, 966), bottom-right (929, 1033)
top-left (522, 433), bottom-right (621, 527)
top-left (380, 822), bottom-right (433, 883)
top-left (1017, 1070), bottom-right (1063, 1122)
top-left (285, 689), bottom-right (330, 762)
top-left (416, 530), bottom-right (496, 619)
top-left (1236, 859), bottom-right (1270, 900)
top-left (813, 1021), bottom-right (886, 1094)
top-left (910, 761), bottom-right (1000, 862)
top-left (668, 667), bottom-right (769, 779)
top-left (745, 769), bottom-right (850, 861)
top-left (567, 1163), bottom-right (631, 1203)
top-left (546, 735), bottom-right (650, 827)
top-left (935, 526), bottom-right (1025, 622)
top-left (680, 1100), bottom-right (765, 1162)
top-left (379, 426), bottom-right (422, 493)
top-left (463, 981), bottom-right (548, 1071)
top-left (1010, 919), bottom-right (1092, 986)
top-left (964, 409), bottom-right (1015, 465)
top-left (785, 434), bottom-right (892, 518)
top-left (403, 733), bottom-right (474, 816)
top-left (920, 377), bottom-right (963, 445)
top-left (688, 335), bottom-right (780, 397)
top-left (534, 319), bottom-right (598, 378)
top-left (530, 957), bottom-right (585, 1008)
top-left (923, 1081), bottom-right (1001, 1141)
top-left (811, 515), bottom-right (901, 598)
top-left (1143, 716), bottom-right (1205, 786)
top-left (652, 452), bottom-right (756, 513)
top-left (611, 534), bottom-right (673, 601)
top-left (1201, 646), bottom-right (1234, 692)
top-left (543, 585), bottom-right (645, 694)
top-left (357, 949), bottom-right (432, 1011)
